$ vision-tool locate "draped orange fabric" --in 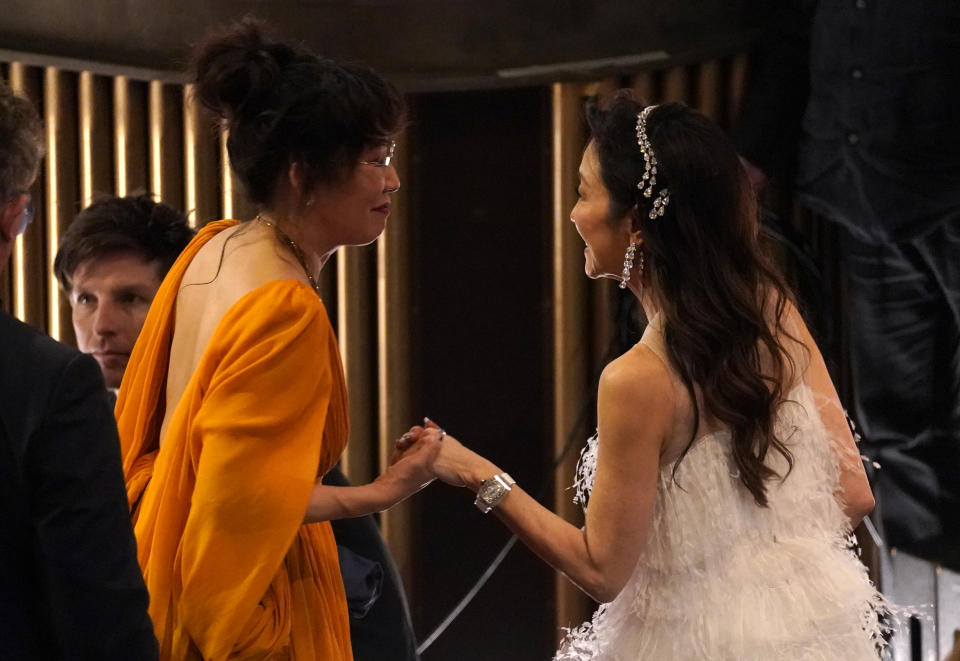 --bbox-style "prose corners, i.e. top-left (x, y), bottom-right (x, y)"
top-left (116, 220), bottom-right (352, 660)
